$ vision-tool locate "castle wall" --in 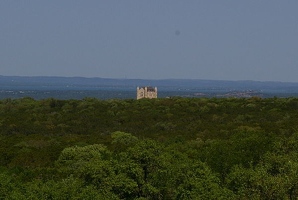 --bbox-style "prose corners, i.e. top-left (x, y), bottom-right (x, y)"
top-left (137, 86), bottom-right (157, 99)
